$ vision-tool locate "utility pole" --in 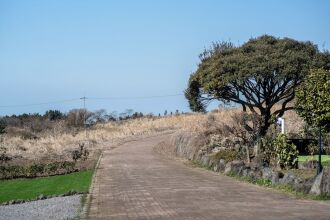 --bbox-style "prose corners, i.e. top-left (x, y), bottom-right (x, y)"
top-left (80, 96), bottom-right (88, 138)
top-left (80, 96), bottom-right (87, 110)
top-left (317, 126), bottom-right (323, 175)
